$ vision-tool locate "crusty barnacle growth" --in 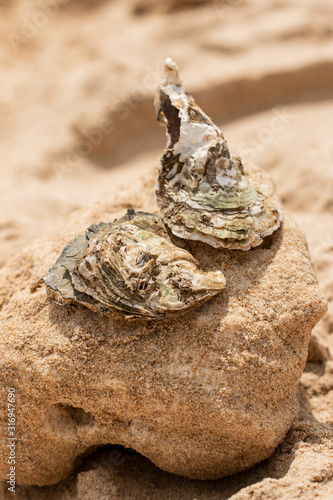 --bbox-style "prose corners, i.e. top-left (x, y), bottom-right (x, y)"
top-left (155, 58), bottom-right (283, 250)
top-left (43, 210), bottom-right (226, 319)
